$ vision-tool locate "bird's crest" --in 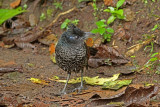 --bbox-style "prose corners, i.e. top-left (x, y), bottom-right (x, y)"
top-left (67, 24), bottom-right (84, 37)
